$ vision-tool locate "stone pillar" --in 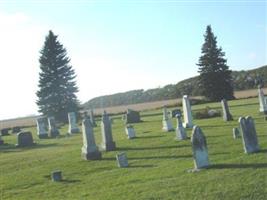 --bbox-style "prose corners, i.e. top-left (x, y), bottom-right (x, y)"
top-left (182, 95), bottom-right (194, 128)
top-left (221, 99), bottom-right (233, 121)
top-left (239, 116), bottom-right (260, 153)
top-left (68, 112), bottom-right (80, 134)
top-left (162, 106), bottom-right (174, 131)
top-left (81, 119), bottom-right (102, 160)
top-left (48, 117), bottom-right (60, 138)
top-left (101, 111), bottom-right (116, 151)
top-left (36, 117), bottom-right (48, 139)
top-left (191, 126), bottom-right (209, 169)
top-left (175, 112), bottom-right (187, 140)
